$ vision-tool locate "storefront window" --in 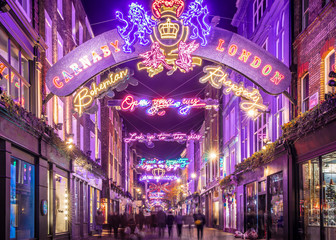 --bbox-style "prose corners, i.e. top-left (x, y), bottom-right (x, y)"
top-left (245, 181), bottom-right (257, 230)
top-left (74, 179), bottom-right (79, 223)
top-left (299, 159), bottom-right (320, 240)
top-left (0, 28), bottom-right (8, 60)
top-left (55, 174), bottom-right (69, 233)
top-left (97, 190), bottom-right (100, 210)
top-left (322, 152), bottom-right (336, 239)
top-left (83, 183), bottom-right (87, 222)
top-left (90, 187), bottom-right (94, 224)
top-left (10, 157), bottom-right (35, 239)
top-left (268, 172), bottom-right (284, 239)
